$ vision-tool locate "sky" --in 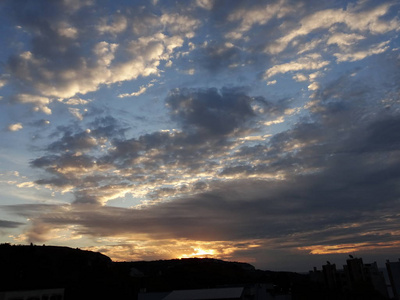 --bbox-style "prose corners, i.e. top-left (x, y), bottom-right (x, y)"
top-left (0, 0), bottom-right (400, 272)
